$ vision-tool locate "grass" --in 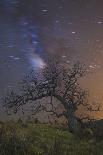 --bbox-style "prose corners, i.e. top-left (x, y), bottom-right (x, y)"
top-left (0, 121), bottom-right (103, 155)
